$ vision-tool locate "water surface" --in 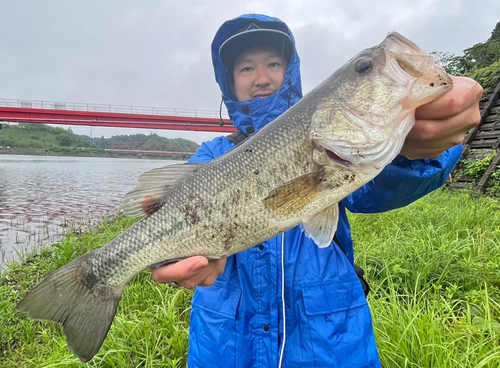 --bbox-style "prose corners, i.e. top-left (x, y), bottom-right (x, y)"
top-left (0, 155), bottom-right (178, 270)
